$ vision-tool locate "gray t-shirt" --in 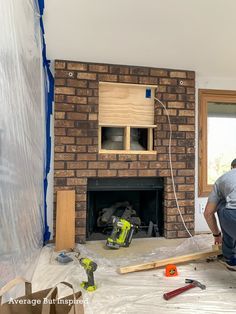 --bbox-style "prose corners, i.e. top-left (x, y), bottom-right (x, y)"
top-left (208, 168), bottom-right (236, 209)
